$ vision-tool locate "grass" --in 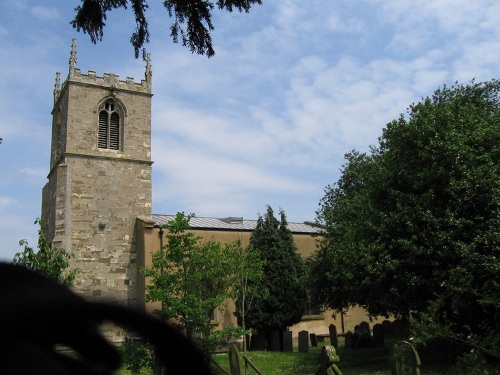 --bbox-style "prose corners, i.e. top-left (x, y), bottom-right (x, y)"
top-left (120, 338), bottom-right (500, 374)
top-left (210, 341), bottom-right (456, 375)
